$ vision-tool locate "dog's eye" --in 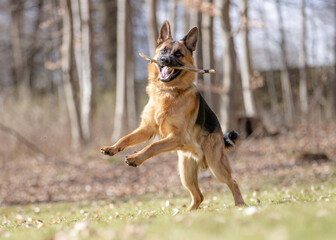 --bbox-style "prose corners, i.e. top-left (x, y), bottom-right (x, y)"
top-left (161, 48), bottom-right (168, 54)
top-left (174, 51), bottom-right (182, 58)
